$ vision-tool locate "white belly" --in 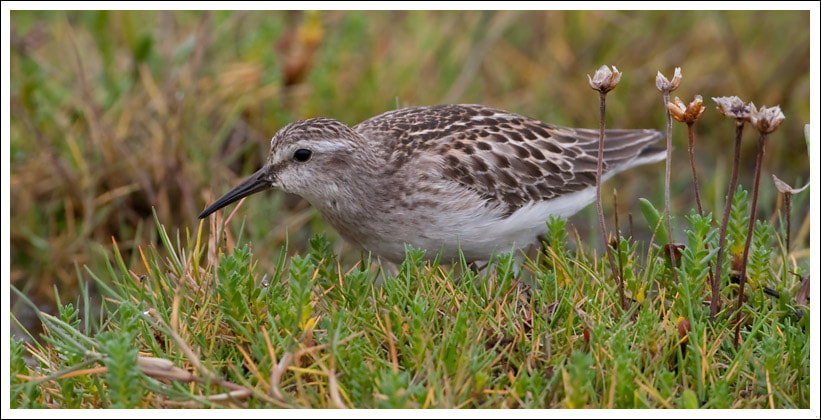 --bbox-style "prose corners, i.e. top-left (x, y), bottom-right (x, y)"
top-left (357, 186), bottom-right (596, 262)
